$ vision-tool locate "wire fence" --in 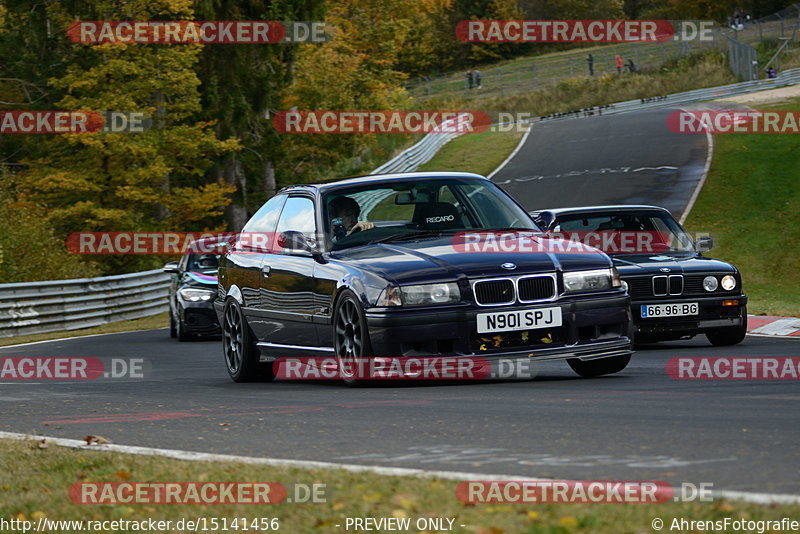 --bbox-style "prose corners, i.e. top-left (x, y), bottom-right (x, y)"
top-left (728, 3), bottom-right (800, 46)
top-left (407, 9), bottom-right (800, 99)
